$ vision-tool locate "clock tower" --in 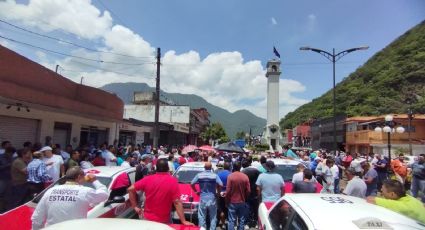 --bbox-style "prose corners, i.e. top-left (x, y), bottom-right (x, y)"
top-left (262, 59), bottom-right (283, 153)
